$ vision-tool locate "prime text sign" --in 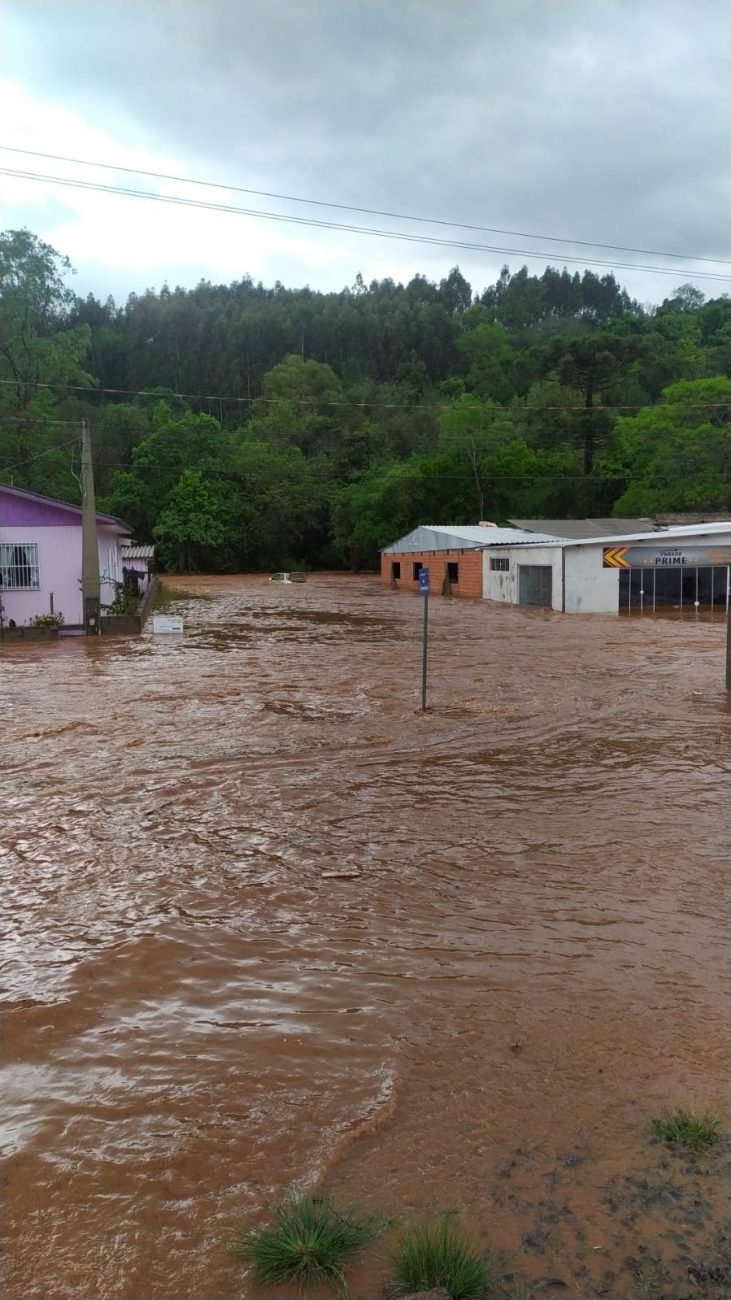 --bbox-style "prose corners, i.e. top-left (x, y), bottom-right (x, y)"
top-left (603, 545), bottom-right (731, 570)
